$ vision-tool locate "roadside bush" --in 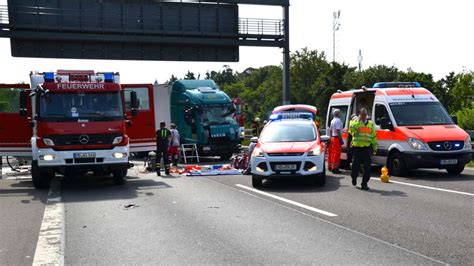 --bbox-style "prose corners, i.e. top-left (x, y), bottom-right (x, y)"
top-left (456, 105), bottom-right (474, 130)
